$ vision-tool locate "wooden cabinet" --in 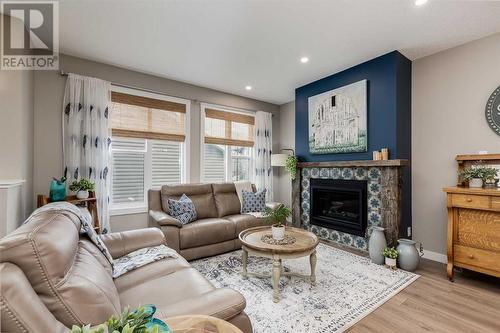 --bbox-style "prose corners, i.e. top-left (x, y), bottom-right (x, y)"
top-left (444, 187), bottom-right (500, 280)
